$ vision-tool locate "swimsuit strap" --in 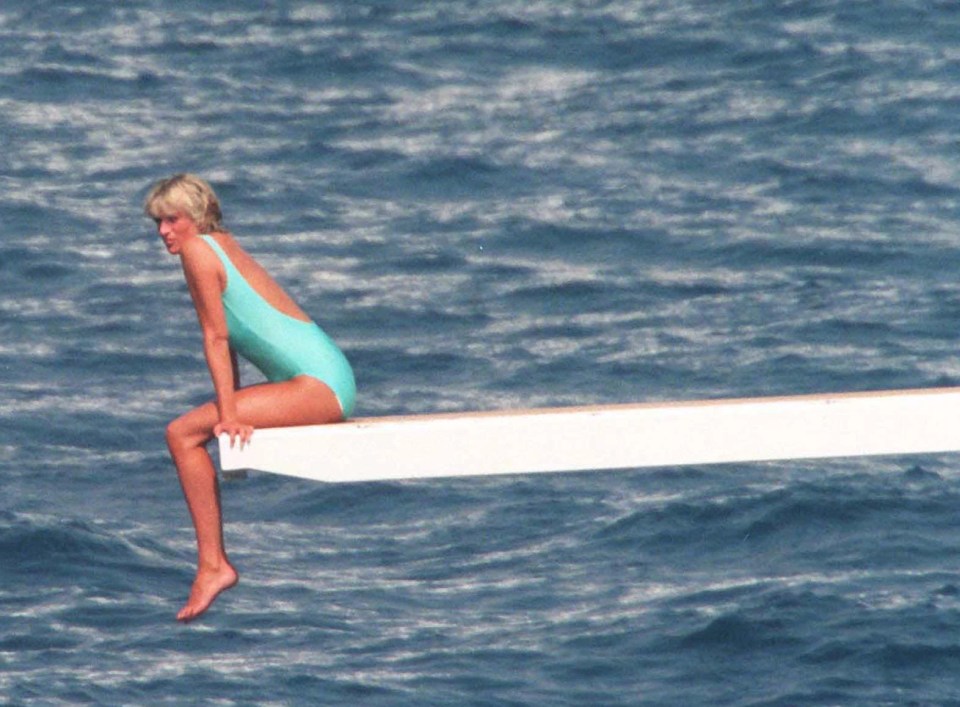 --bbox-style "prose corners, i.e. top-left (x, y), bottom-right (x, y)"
top-left (200, 235), bottom-right (242, 291)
